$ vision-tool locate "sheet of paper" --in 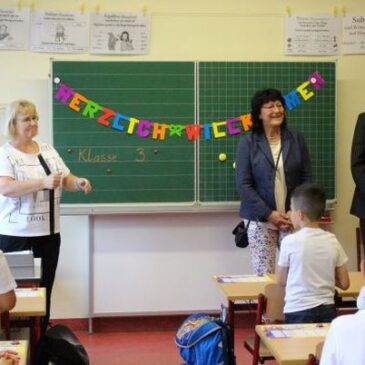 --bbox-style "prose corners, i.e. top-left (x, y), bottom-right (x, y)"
top-left (0, 7), bottom-right (30, 50)
top-left (342, 13), bottom-right (365, 54)
top-left (285, 14), bottom-right (340, 55)
top-left (216, 275), bottom-right (270, 283)
top-left (0, 342), bottom-right (18, 351)
top-left (30, 9), bottom-right (89, 53)
top-left (90, 11), bottom-right (150, 54)
top-left (266, 325), bottom-right (328, 338)
top-left (15, 288), bottom-right (41, 297)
